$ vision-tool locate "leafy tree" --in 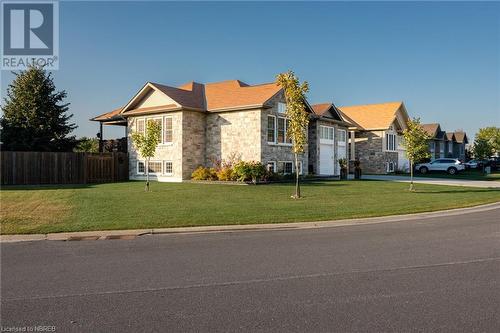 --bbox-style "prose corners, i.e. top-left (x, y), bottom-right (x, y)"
top-left (476, 127), bottom-right (499, 155)
top-left (74, 137), bottom-right (99, 153)
top-left (402, 118), bottom-right (431, 191)
top-left (276, 71), bottom-right (309, 199)
top-left (472, 138), bottom-right (493, 172)
top-left (131, 120), bottom-right (161, 191)
top-left (1, 66), bottom-right (76, 151)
